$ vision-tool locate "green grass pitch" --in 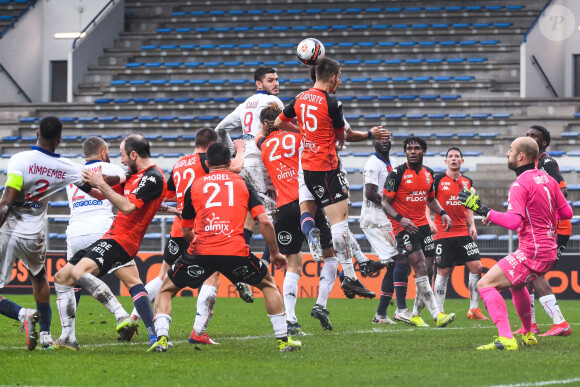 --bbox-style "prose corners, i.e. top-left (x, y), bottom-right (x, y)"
top-left (0, 295), bottom-right (579, 386)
